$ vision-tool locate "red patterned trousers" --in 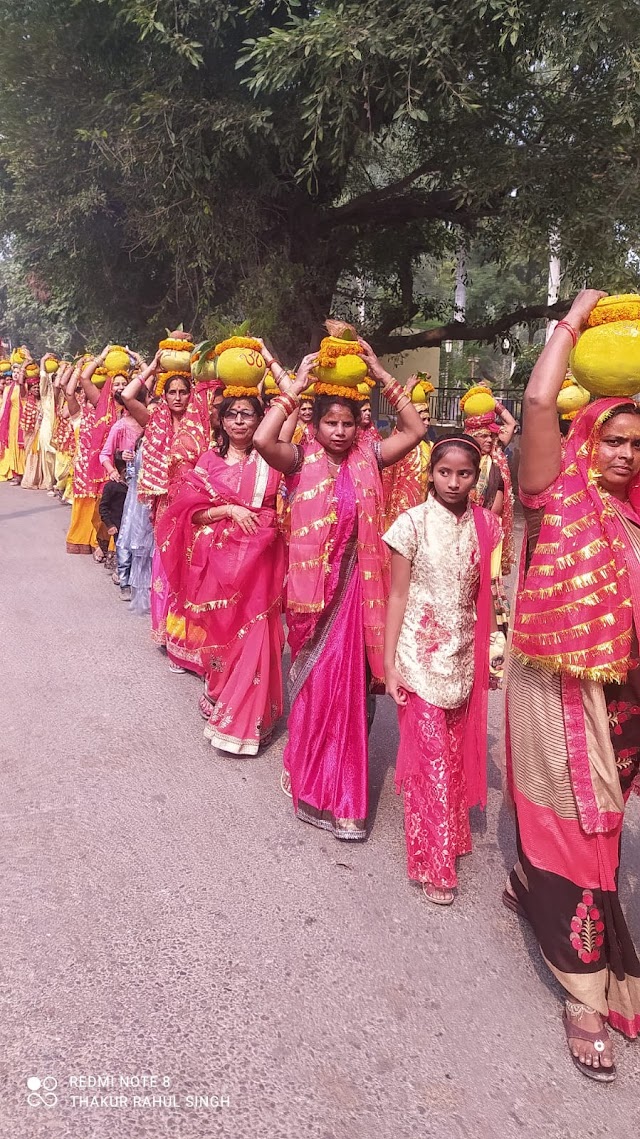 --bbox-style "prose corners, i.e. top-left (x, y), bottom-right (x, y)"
top-left (399, 699), bottom-right (471, 888)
